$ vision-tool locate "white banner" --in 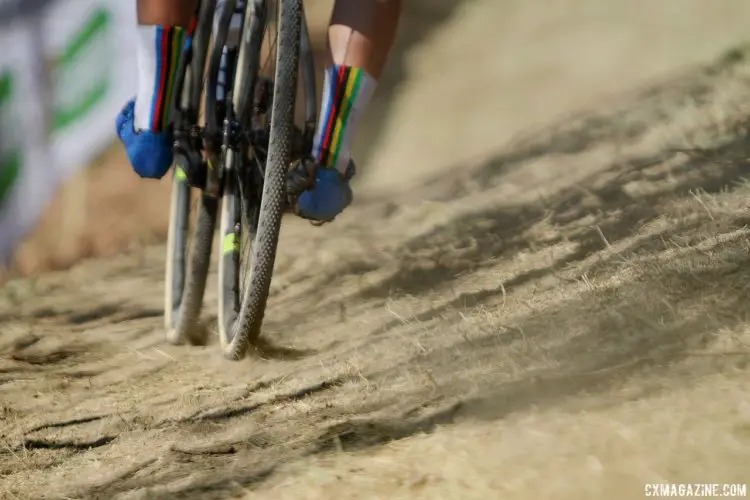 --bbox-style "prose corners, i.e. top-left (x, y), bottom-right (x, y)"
top-left (0, 0), bottom-right (139, 265)
top-left (42, 0), bottom-right (138, 182)
top-left (0, 23), bottom-right (52, 266)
